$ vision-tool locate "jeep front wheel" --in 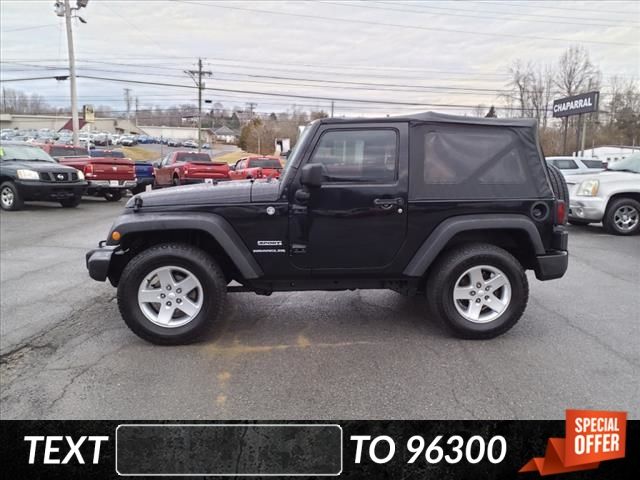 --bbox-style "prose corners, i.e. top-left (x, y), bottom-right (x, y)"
top-left (117, 243), bottom-right (226, 345)
top-left (426, 244), bottom-right (529, 339)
